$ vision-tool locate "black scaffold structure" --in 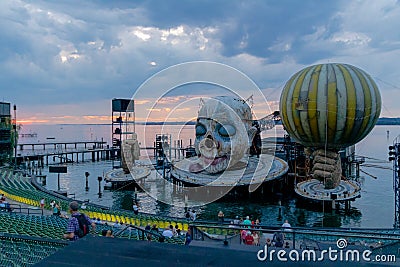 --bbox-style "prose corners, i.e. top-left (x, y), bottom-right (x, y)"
top-left (389, 139), bottom-right (400, 228)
